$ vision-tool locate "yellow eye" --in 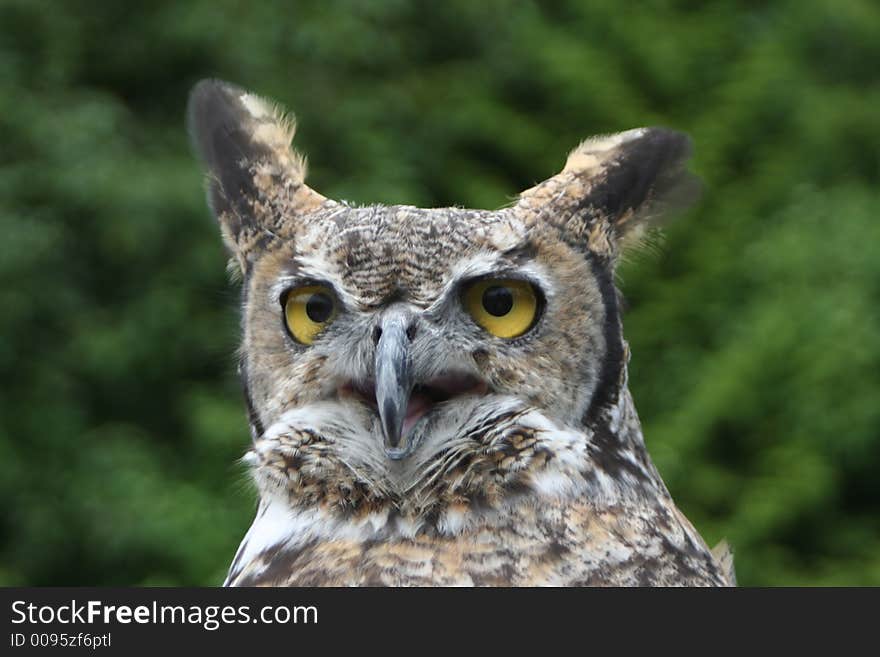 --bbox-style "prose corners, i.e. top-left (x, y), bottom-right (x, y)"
top-left (284, 285), bottom-right (338, 345)
top-left (463, 278), bottom-right (539, 339)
